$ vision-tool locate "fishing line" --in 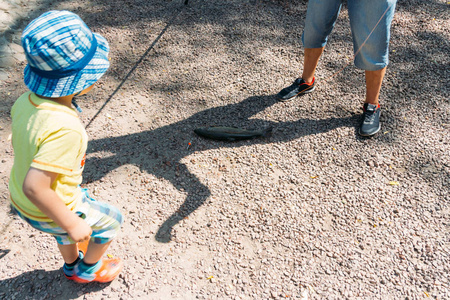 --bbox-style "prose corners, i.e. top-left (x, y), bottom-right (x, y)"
top-left (85, 0), bottom-right (189, 129)
top-left (320, 2), bottom-right (395, 84)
